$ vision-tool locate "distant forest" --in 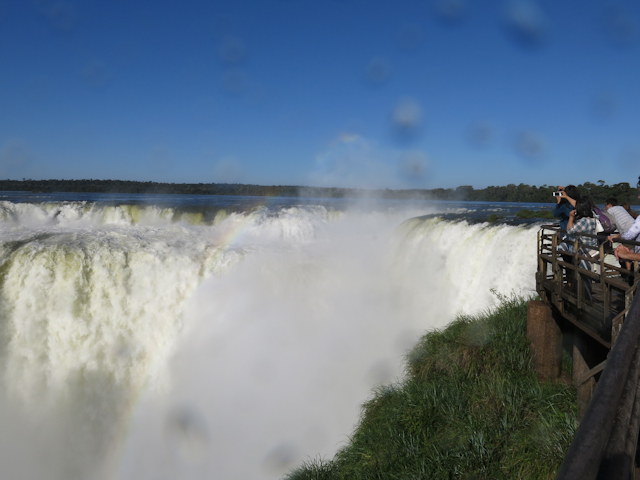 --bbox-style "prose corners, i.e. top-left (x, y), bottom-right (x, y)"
top-left (1, 179), bottom-right (638, 205)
